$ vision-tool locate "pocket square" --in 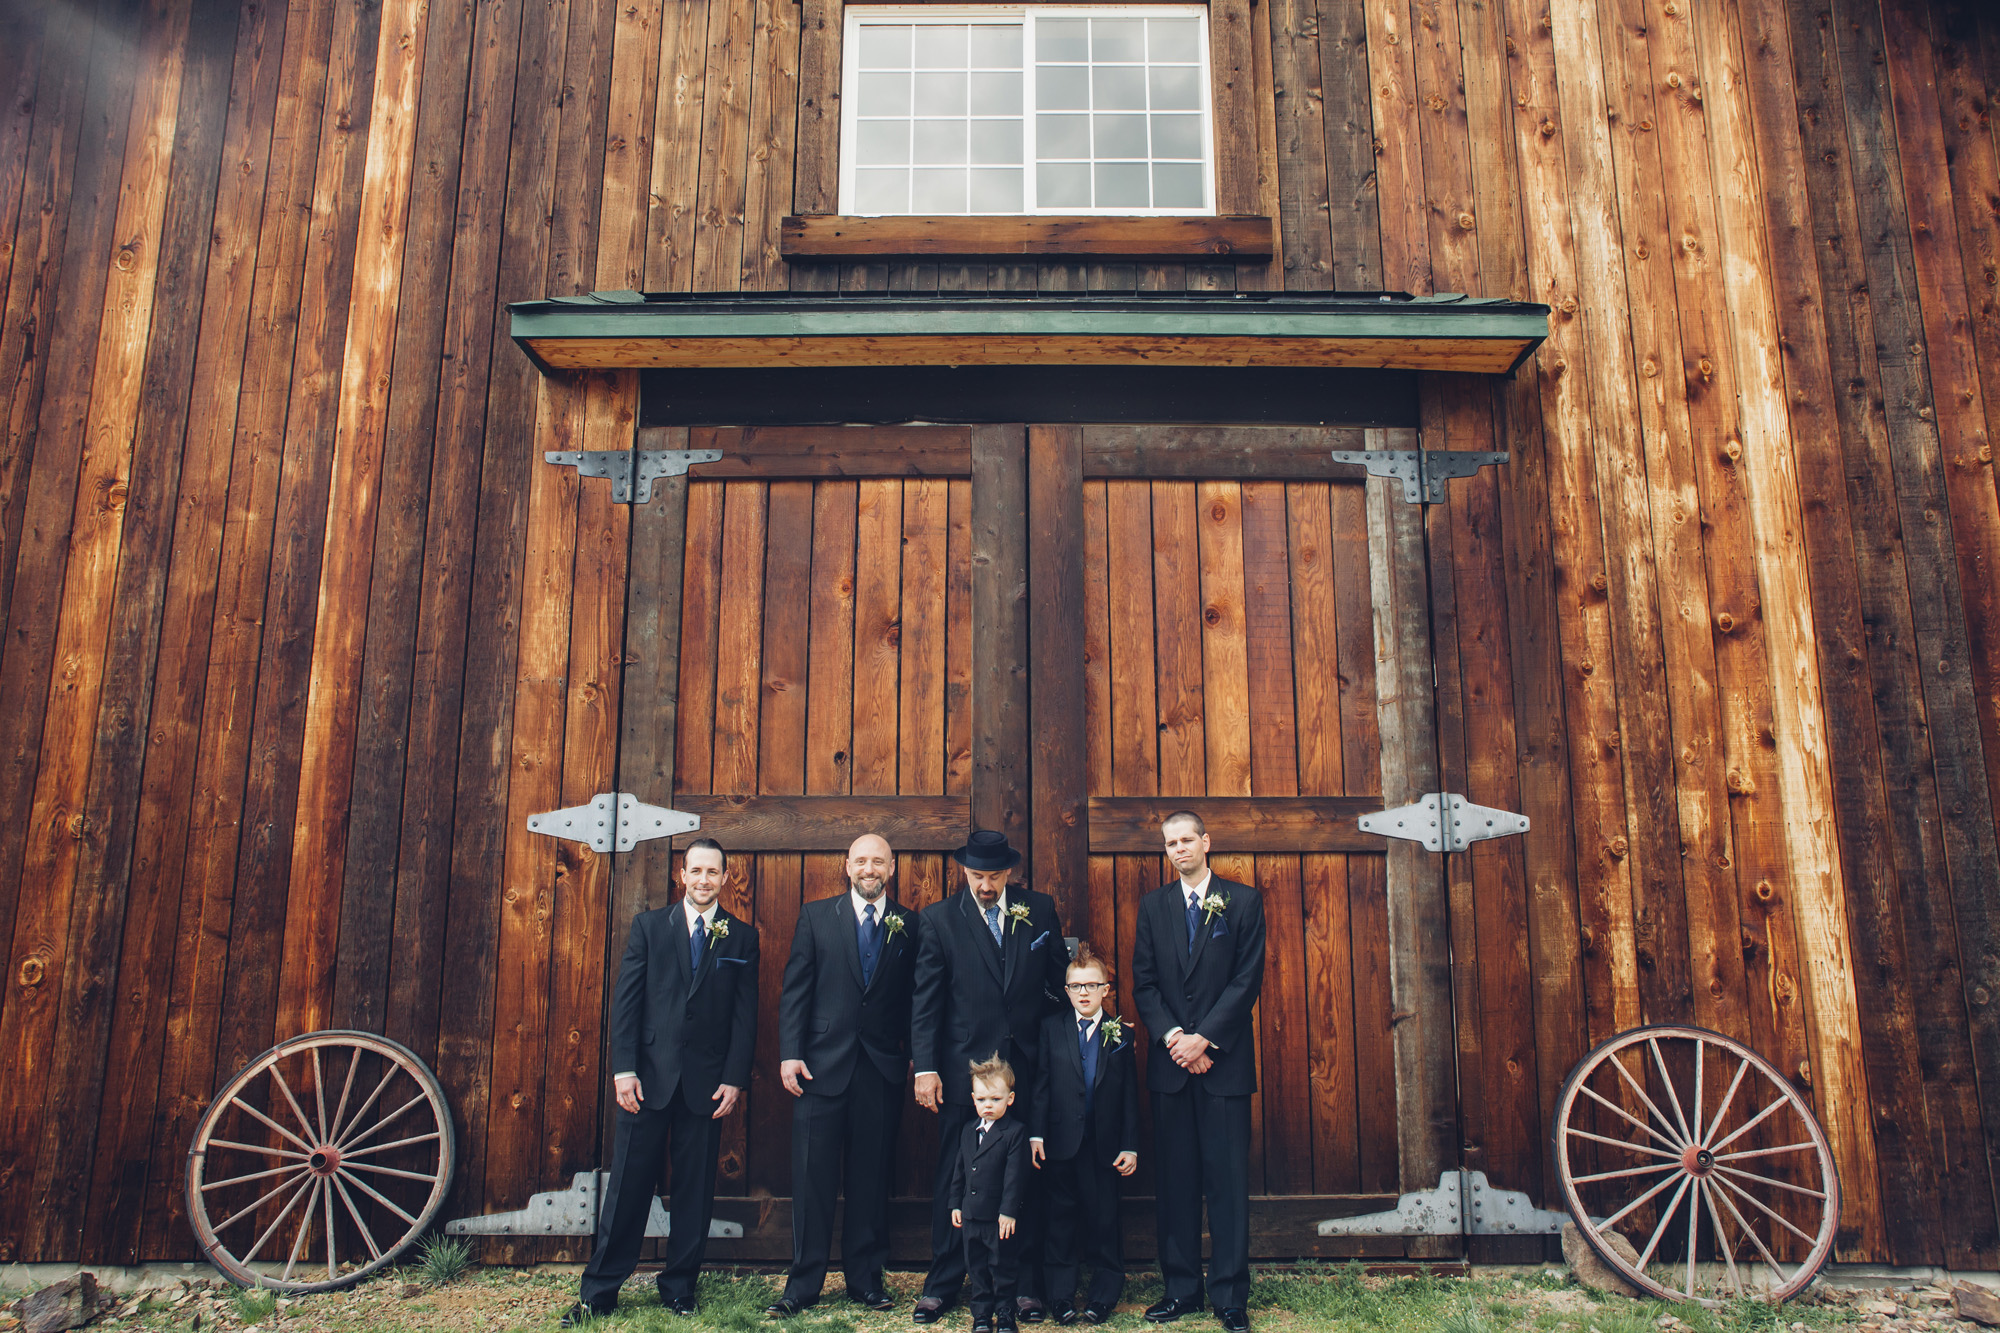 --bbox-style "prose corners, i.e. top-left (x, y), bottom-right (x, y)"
top-left (1031, 930), bottom-right (1050, 950)
top-left (1210, 921), bottom-right (1229, 938)
top-left (717, 955), bottom-right (749, 966)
